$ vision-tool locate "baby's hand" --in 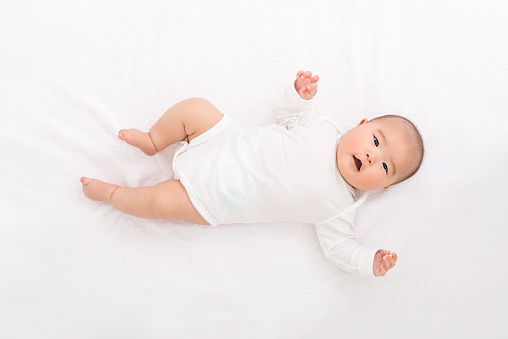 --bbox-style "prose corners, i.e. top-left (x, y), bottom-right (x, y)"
top-left (294, 70), bottom-right (319, 100)
top-left (373, 250), bottom-right (398, 277)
